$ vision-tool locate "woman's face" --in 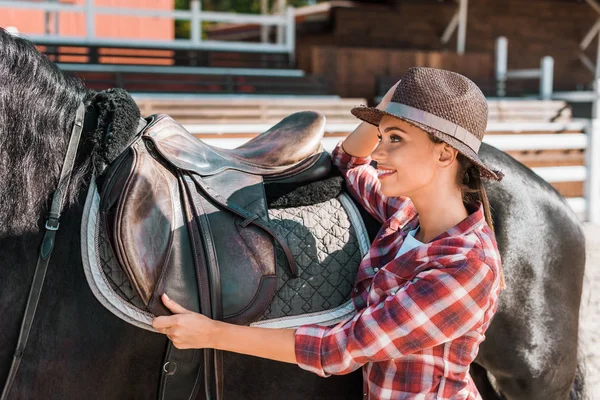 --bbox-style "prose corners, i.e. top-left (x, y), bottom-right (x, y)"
top-left (371, 115), bottom-right (449, 198)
